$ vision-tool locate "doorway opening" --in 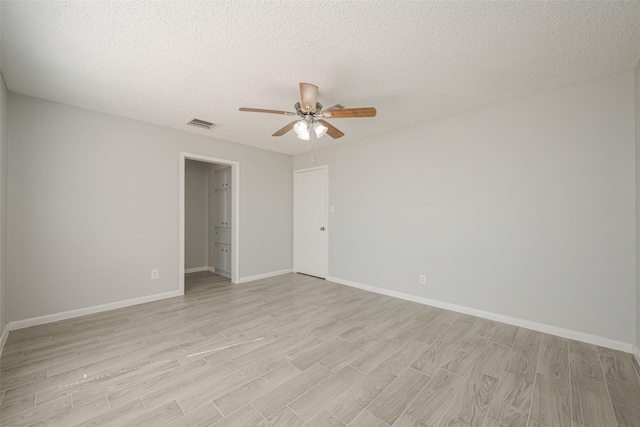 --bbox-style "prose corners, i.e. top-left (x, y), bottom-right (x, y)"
top-left (179, 153), bottom-right (240, 294)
